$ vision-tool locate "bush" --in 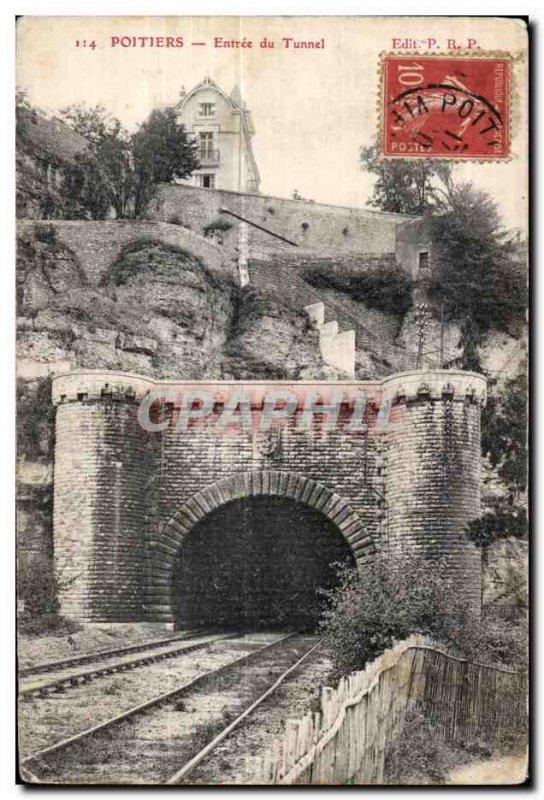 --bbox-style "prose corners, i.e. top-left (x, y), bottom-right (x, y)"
top-left (454, 614), bottom-right (527, 672)
top-left (17, 376), bottom-right (55, 460)
top-left (17, 553), bottom-right (58, 617)
top-left (18, 611), bottom-right (83, 638)
top-left (203, 217), bottom-right (233, 237)
top-left (320, 556), bottom-right (469, 678)
top-left (320, 554), bottom-right (526, 679)
top-left (303, 262), bottom-right (413, 316)
top-left (104, 239), bottom-right (203, 286)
